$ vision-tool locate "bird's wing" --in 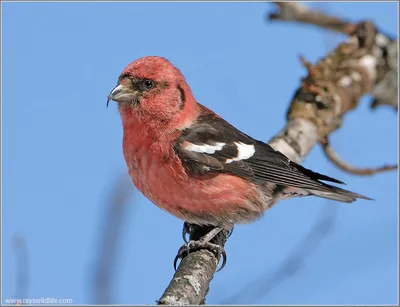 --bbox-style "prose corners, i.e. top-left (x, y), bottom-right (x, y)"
top-left (174, 106), bottom-right (345, 193)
